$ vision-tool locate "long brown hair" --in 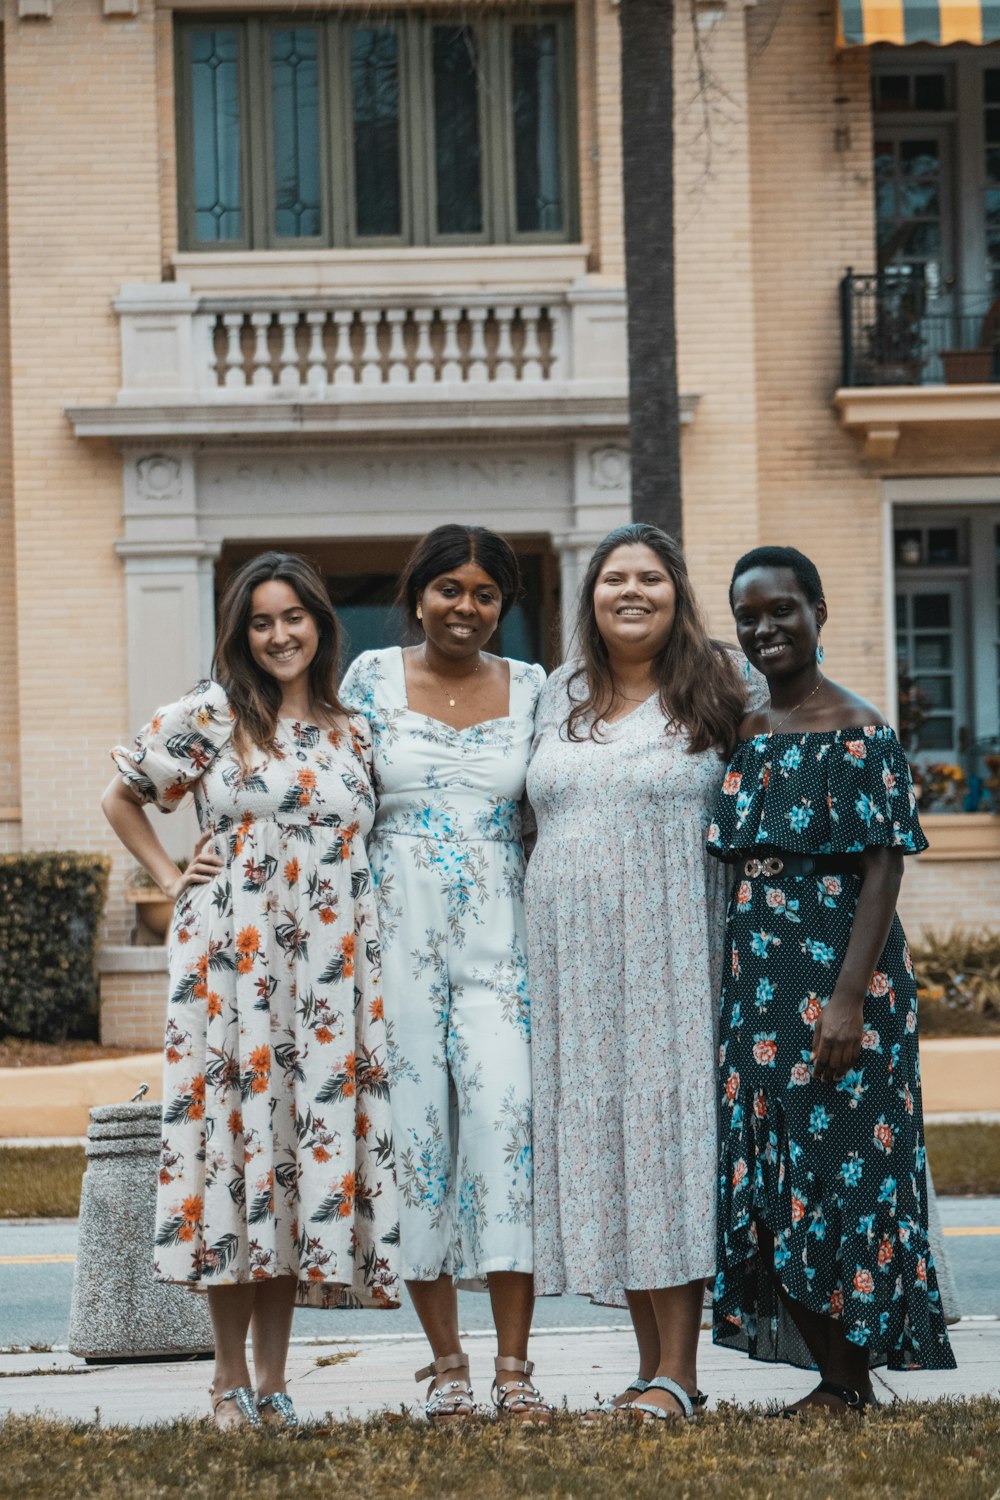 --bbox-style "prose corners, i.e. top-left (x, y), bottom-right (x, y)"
top-left (213, 551), bottom-right (345, 765)
top-left (566, 523), bottom-right (746, 757)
